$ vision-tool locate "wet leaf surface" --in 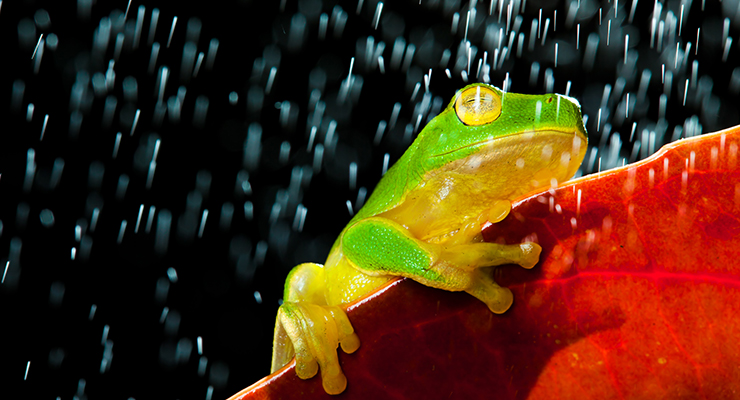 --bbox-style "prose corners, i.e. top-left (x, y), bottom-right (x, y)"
top-left (231, 126), bottom-right (740, 400)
